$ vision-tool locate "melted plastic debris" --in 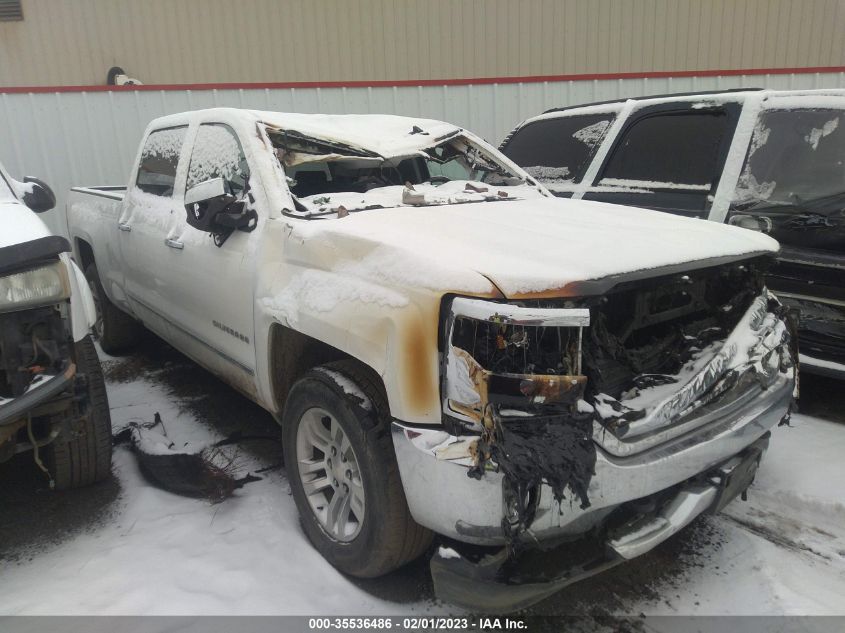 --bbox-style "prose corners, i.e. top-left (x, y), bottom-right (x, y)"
top-left (114, 413), bottom-right (260, 503)
top-left (469, 409), bottom-right (597, 542)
